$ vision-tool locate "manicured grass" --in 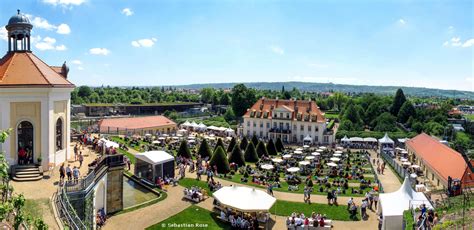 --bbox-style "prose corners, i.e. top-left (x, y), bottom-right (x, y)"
top-left (24, 198), bottom-right (51, 220)
top-left (116, 192), bottom-right (168, 215)
top-left (270, 200), bottom-right (360, 221)
top-left (117, 148), bottom-right (136, 164)
top-left (147, 205), bottom-right (231, 230)
top-left (220, 174), bottom-right (372, 197)
top-left (465, 114), bottom-right (474, 121)
top-left (178, 178), bottom-right (213, 195)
